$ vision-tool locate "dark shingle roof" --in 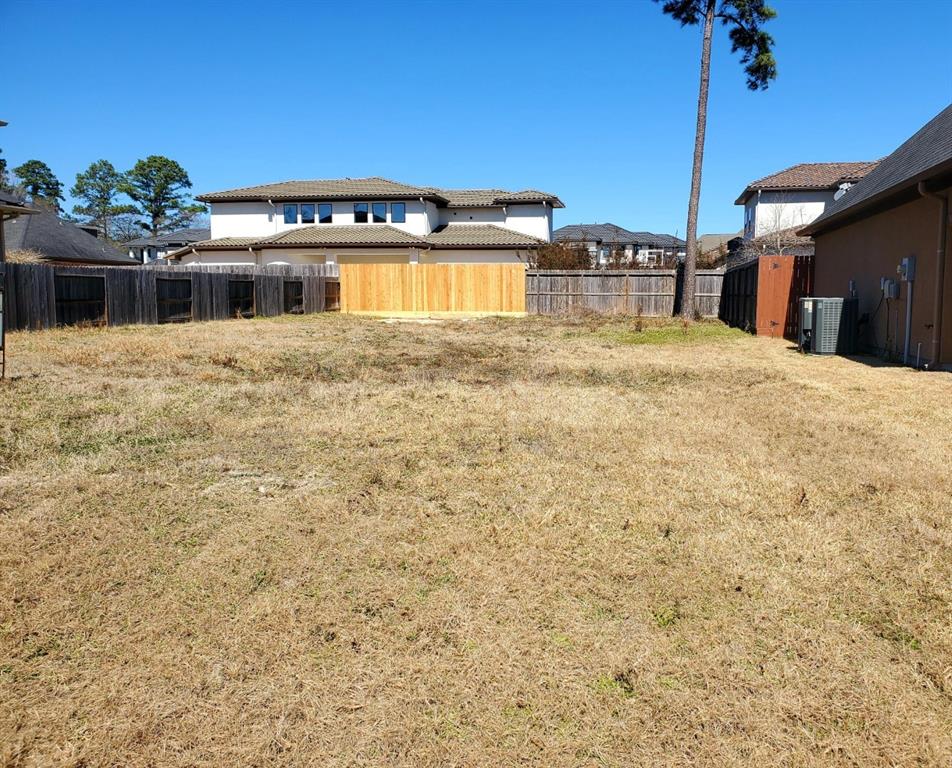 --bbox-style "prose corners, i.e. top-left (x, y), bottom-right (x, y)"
top-left (801, 103), bottom-right (952, 236)
top-left (0, 190), bottom-right (36, 216)
top-left (3, 210), bottom-right (138, 265)
top-left (554, 224), bottom-right (685, 248)
top-left (198, 177), bottom-right (564, 208)
top-left (735, 161), bottom-right (879, 204)
top-left (125, 227), bottom-right (210, 247)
